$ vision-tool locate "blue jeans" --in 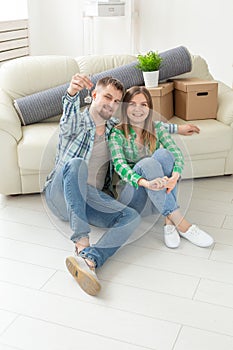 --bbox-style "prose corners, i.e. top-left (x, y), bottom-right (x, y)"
top-left (119, 148), bottom-right (179, 217)
top-left (45, 158), bottom-right (140, 268)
